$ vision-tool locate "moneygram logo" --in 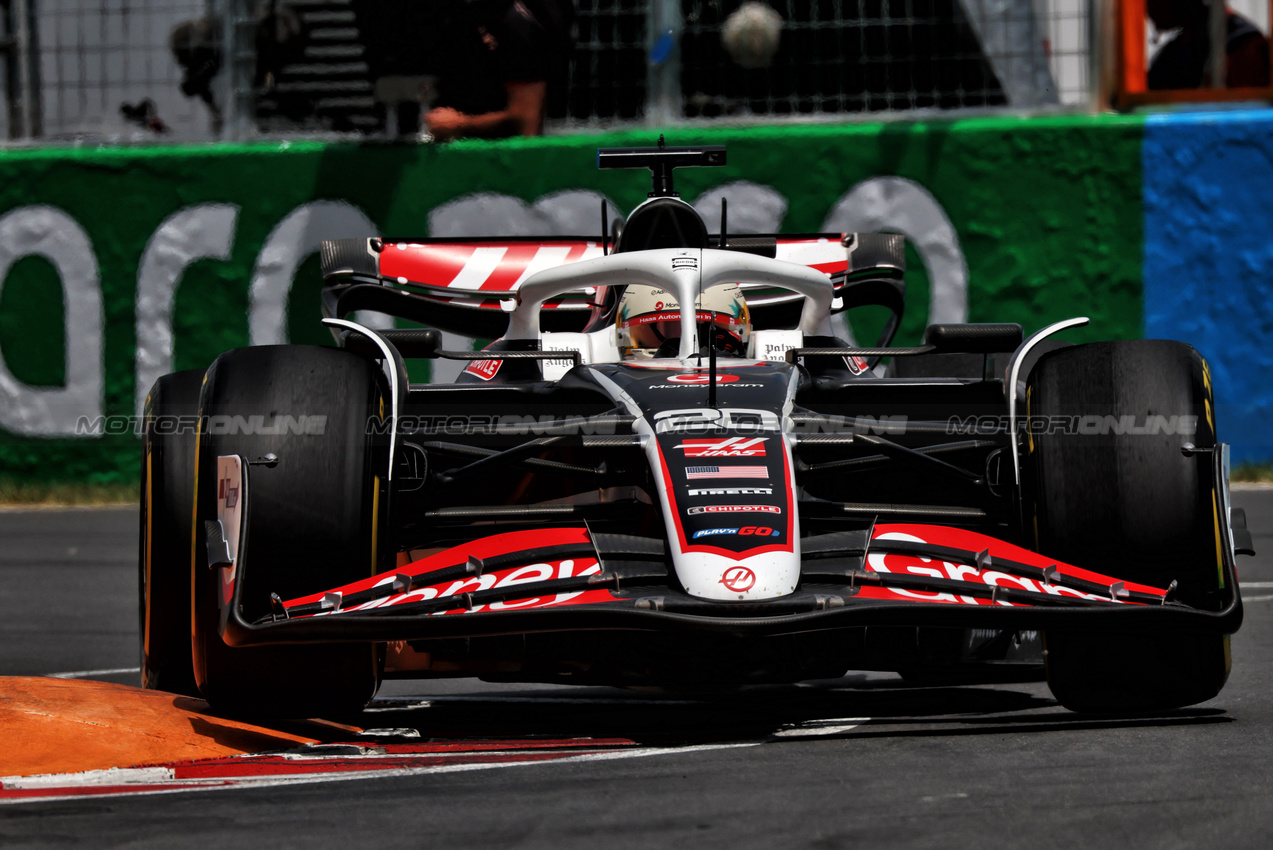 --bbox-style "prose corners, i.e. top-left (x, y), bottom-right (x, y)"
top-left (687, 505), bottom-right (781, 515)
top-left (675, 437), bottom-right (767, 457)
top-left (667, 373), bottom-right (740, 384)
